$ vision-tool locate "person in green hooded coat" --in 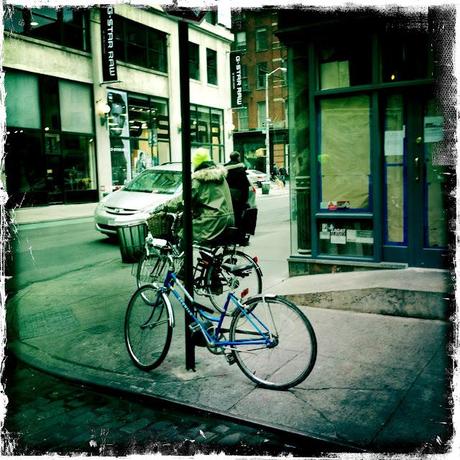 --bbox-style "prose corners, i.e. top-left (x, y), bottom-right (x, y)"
top-left (154, 147), bottom-right (235, 245)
